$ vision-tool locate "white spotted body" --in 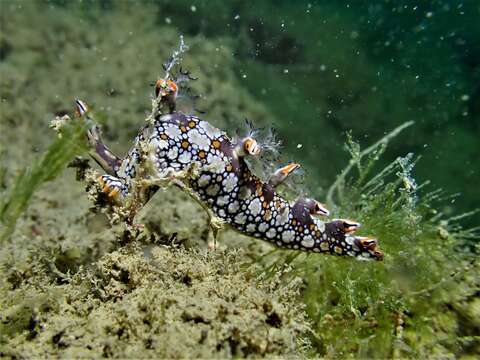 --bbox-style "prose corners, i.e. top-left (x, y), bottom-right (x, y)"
top-left (129, 112), bottom-right (383, 259)
top-left (74, 70), bottom-right (383, 261)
